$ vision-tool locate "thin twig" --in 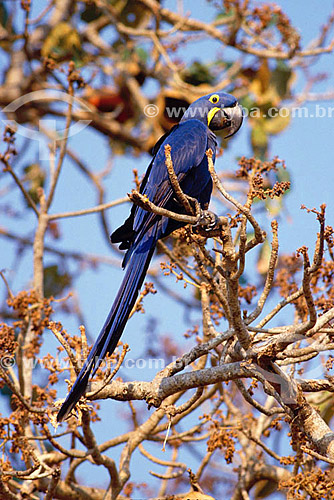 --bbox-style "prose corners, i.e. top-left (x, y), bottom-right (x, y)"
top-left (87, 344), bottom-right (129, 399)
top-left (46, 75), bottom-right (74, 210)
top-left (164, 144), bottom-right (193, 214)
top-left (48, 321), bottom-right (80, 374)
top-left (207, 149), bottom-right (265, 246)
top-left (129, 190), bottom-right (198, 224)
top-left (246, 220), bottom-right (279, 325)
top-left (48, 197), bottom-right (129, 220)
